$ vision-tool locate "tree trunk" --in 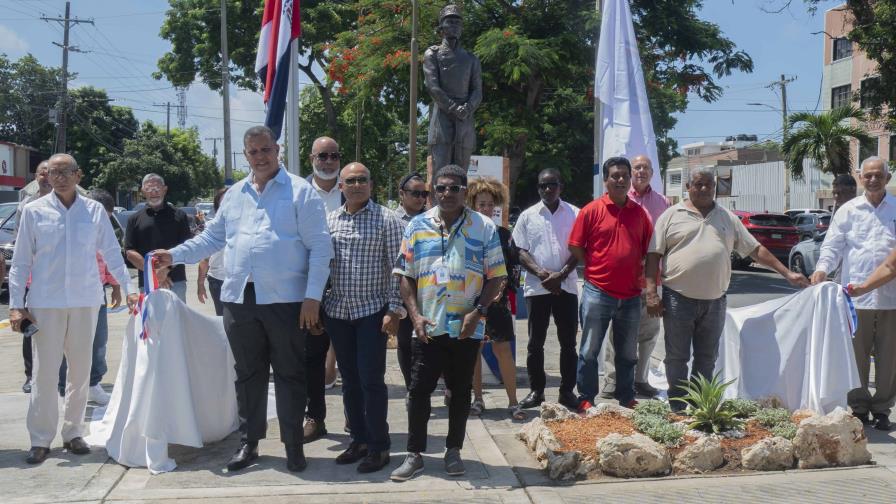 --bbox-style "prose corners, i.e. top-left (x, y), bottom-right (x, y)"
top-left (299, 53), bottom-right (339, 137)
